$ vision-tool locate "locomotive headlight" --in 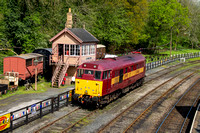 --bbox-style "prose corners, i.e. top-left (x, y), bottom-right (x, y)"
top-left (84, 64), bottom-right (86, 67)
top-left (94, 65), bottom-right (96, 68)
